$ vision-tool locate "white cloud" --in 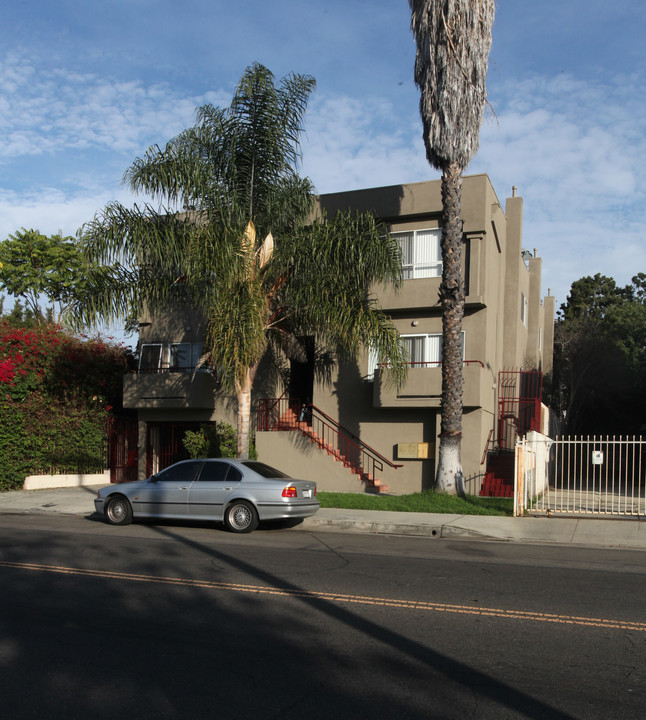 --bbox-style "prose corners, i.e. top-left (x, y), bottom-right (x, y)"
top-left (302, 95), bottom-right (434, 193)
top-left (1, 46), bottom-right (644, 313)
top-left (0, 186), bottom-right (136, 238)
top-left (468, 73), bottom-right (646, 305)
top-left (0, 52), bottom-right (228, 159)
